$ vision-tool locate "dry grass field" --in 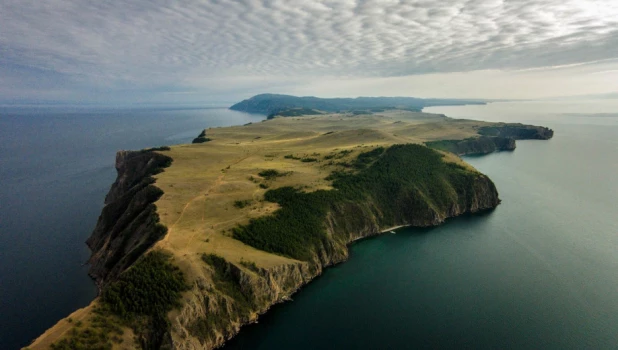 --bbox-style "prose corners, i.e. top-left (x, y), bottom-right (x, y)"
top-left (152, 111), bottom-right (489, 276)
top-left (27, 110), bottom-right (494, 350)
